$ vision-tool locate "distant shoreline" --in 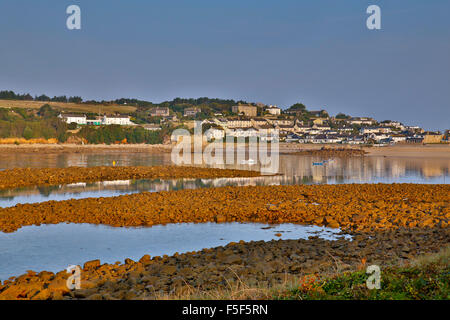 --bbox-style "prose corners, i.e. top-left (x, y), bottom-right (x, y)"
top-left (0, 142), bottom-right (449, 158)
